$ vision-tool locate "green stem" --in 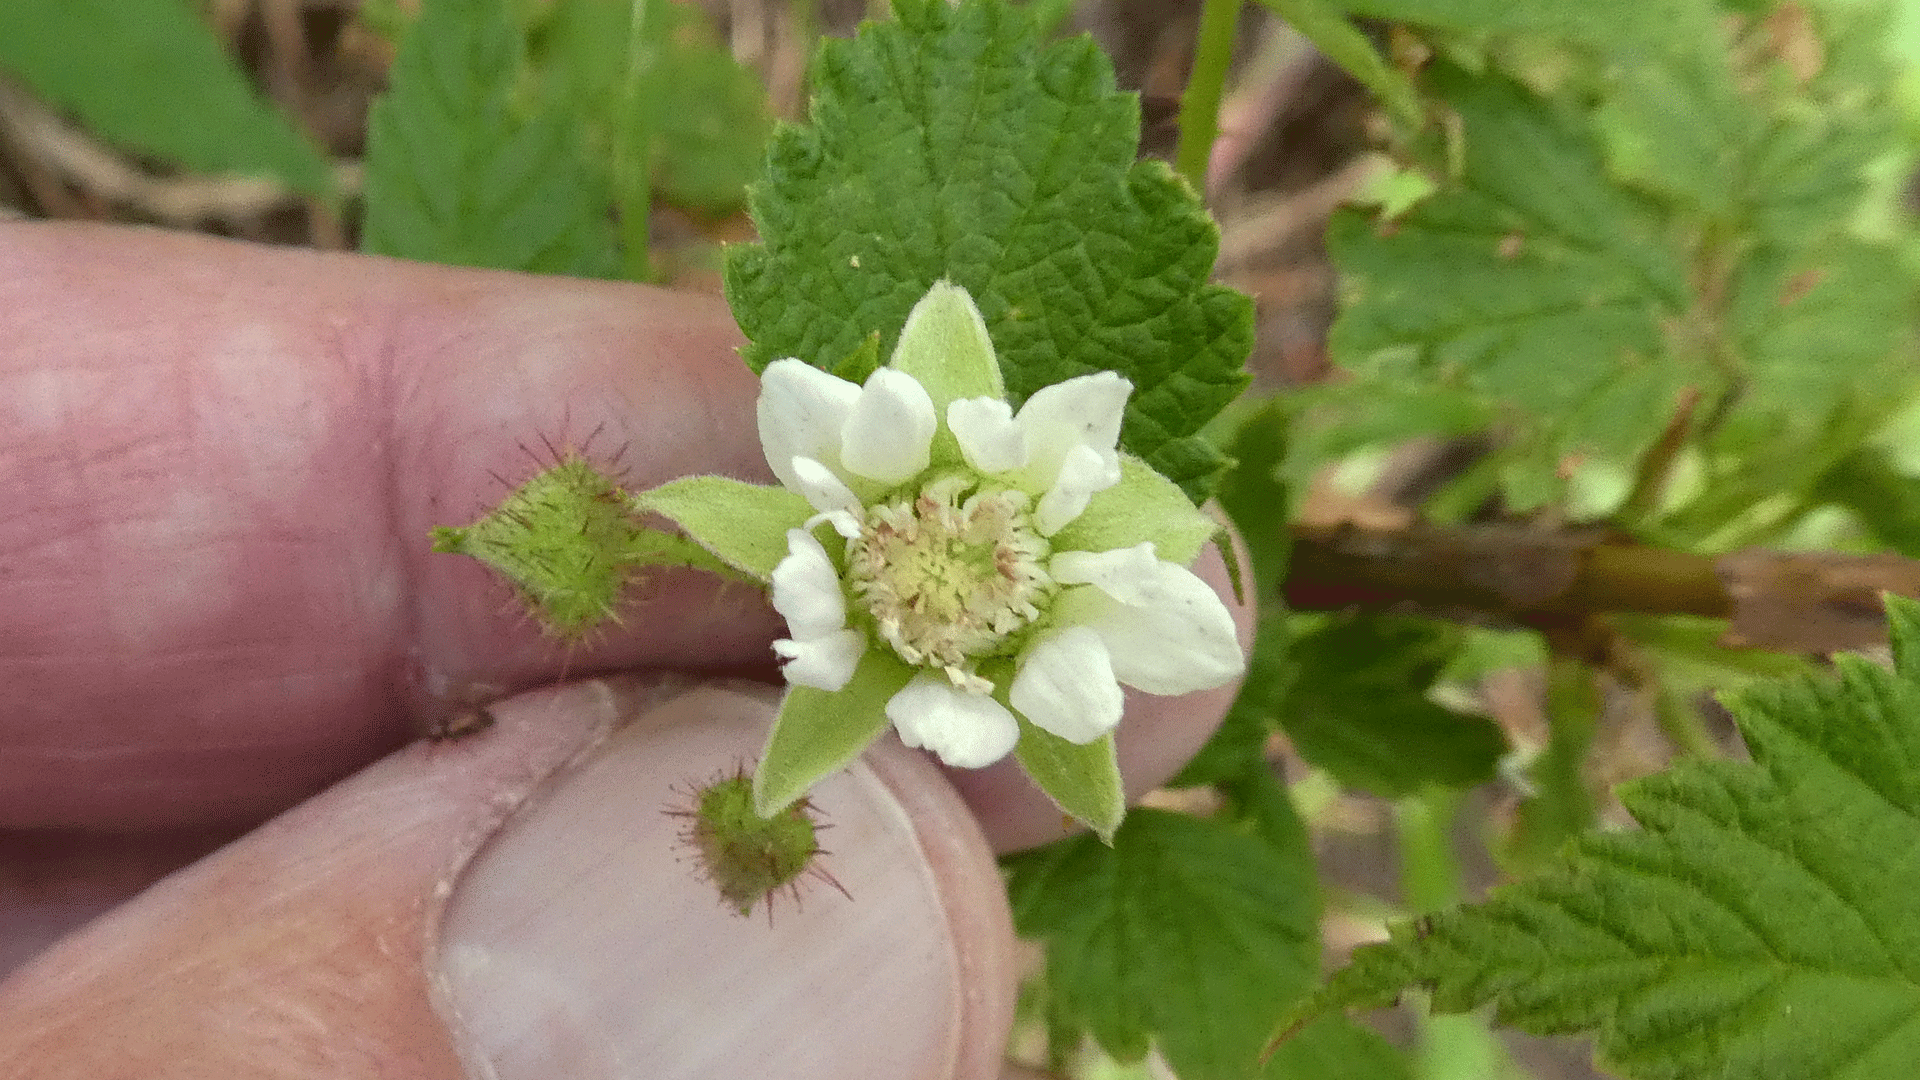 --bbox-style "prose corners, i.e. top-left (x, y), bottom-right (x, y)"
top-left (1654, 684), bottom-right (1720, 760)
top-left (1396, 793), bottom-right (1515, 1080)
top-left (1174, 0), bottom-right (1242, 196)
top-left (615, 0), bottom-right (661, 282)
top-left (1395, 790), bottom-right (1463, 917)
top-left (623, 526), bottom-right (760, 585)
top-left (1254, 0), bottom-right (1423, 130)
top-left (1505, 656), bottom-right (1599, 873)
